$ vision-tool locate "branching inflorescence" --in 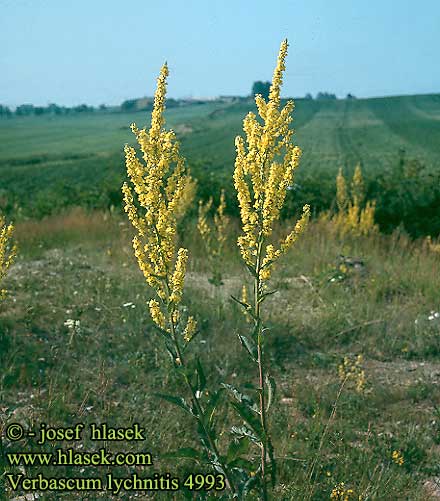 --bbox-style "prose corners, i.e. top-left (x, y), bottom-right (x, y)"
top-left (197, 190), bottom-right (229, 285)
top-left (333, 164), bottom-right (377, 237)
top-left (122, 63), bottom-right (235, 494)
top-left (232, 39), bottom-right (310, 498)
top-left (123, 63), bottom-right (197, 341)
